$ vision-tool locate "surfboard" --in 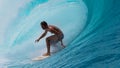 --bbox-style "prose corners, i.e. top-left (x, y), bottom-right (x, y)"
top-left (32, 56), bottom-right (50, 61)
